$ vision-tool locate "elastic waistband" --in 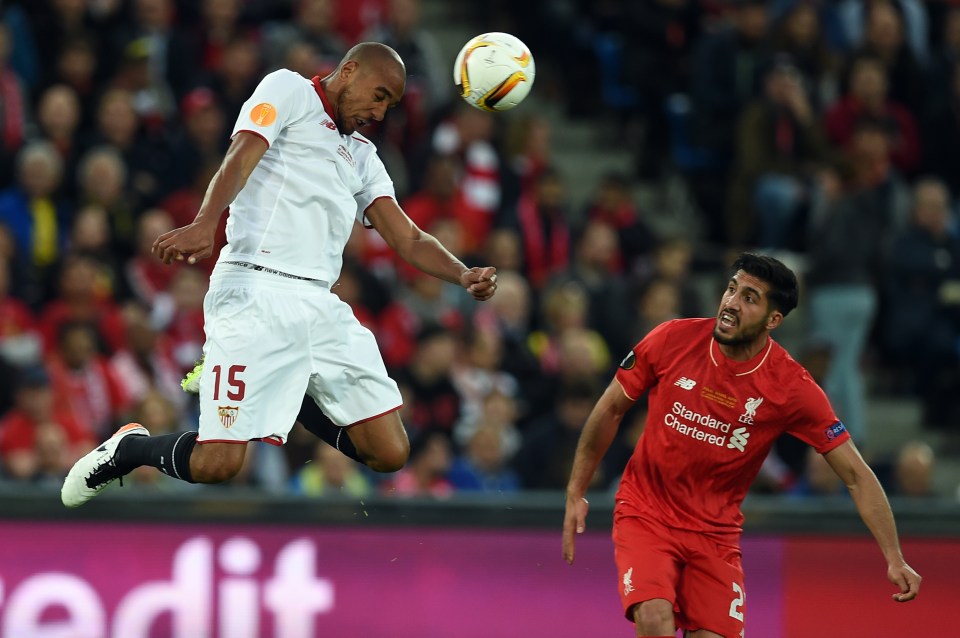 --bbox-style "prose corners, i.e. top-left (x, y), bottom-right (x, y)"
top-left (223, 260), bottom-right (329, 285)
top-left (211, 262), bottom-right (331, 292)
